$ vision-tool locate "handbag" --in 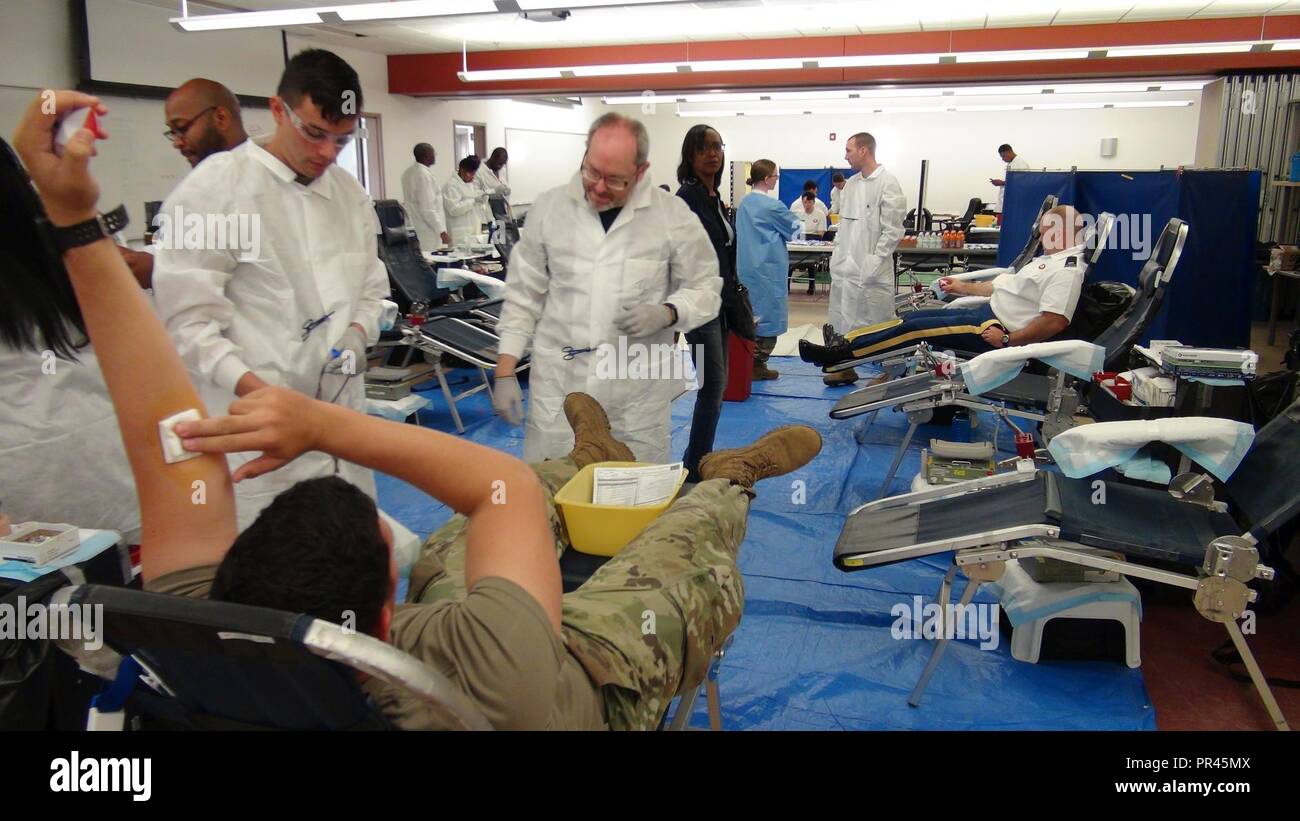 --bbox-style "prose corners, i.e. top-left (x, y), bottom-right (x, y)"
top-left (723, 275), bottom-right (756, 341)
